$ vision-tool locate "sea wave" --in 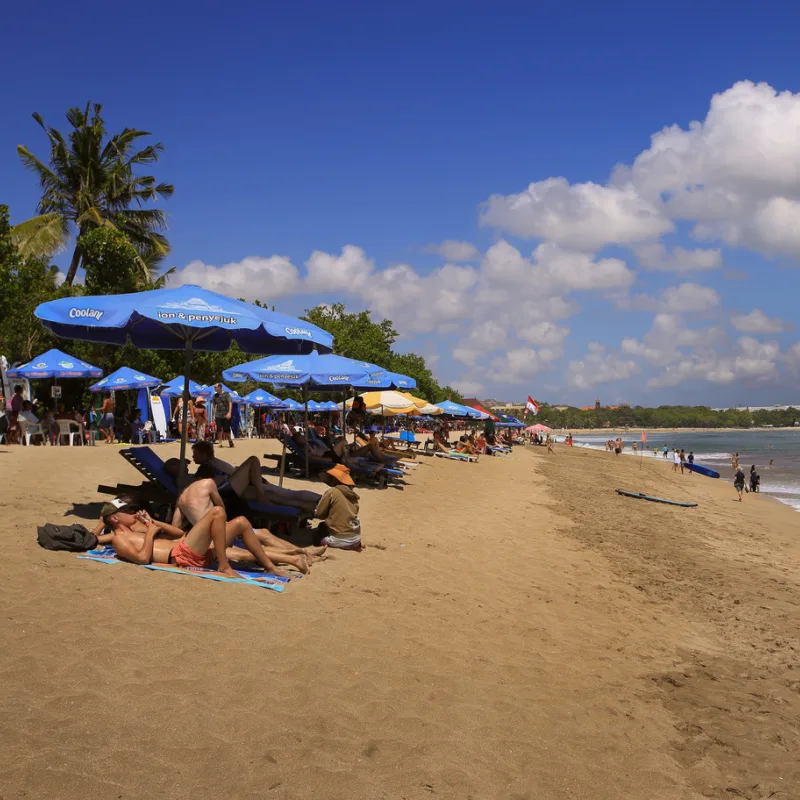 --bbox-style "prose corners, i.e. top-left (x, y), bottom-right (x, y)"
top-left (762, 484), bottom-right (800, 496)
top-left (770, 495), bottom-right (800, 512)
